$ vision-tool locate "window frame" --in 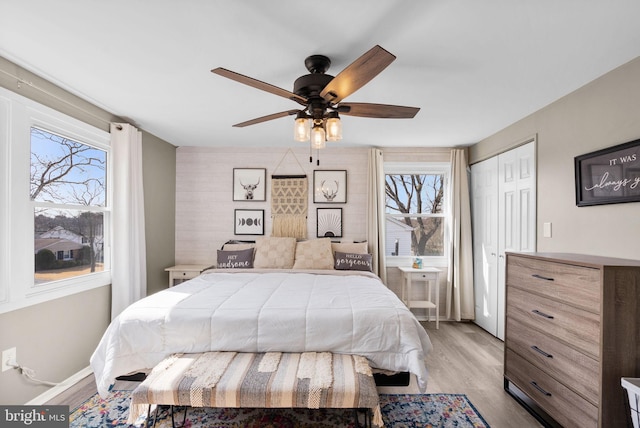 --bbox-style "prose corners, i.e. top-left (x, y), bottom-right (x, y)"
top-left (0, 87), bottom-right (111, 314)
top-left (384, 161), bottom-right (450, 268)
